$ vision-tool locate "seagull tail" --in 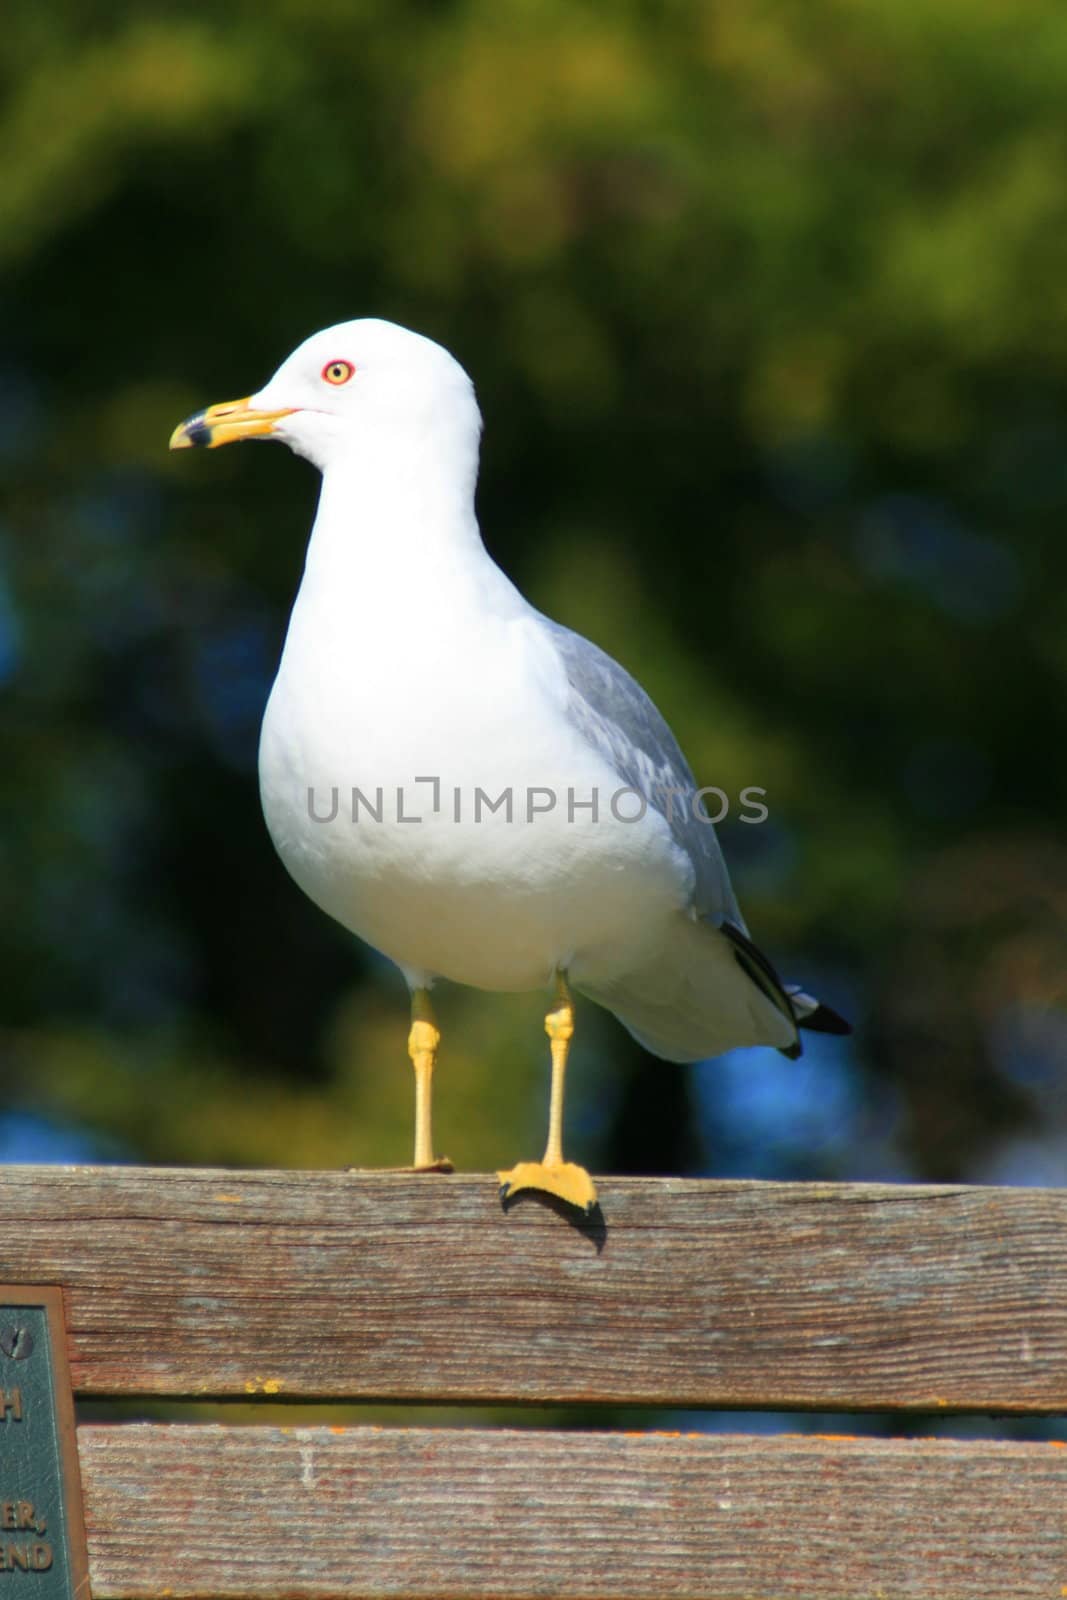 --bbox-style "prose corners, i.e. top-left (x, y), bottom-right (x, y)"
top-left (577, 917), bottom-right (850, 1064)
top-left (577, 915), bottom-right (794, 1062)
